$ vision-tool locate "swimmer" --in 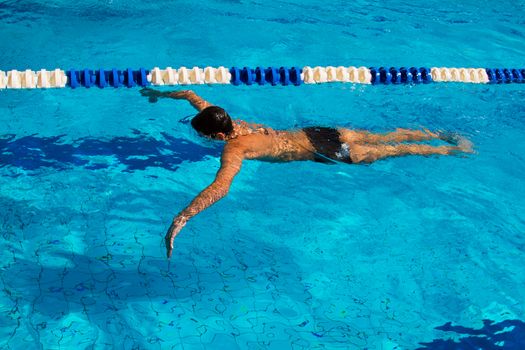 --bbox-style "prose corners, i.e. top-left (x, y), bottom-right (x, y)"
top-left (140, 88), bottom-right (473, 258)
